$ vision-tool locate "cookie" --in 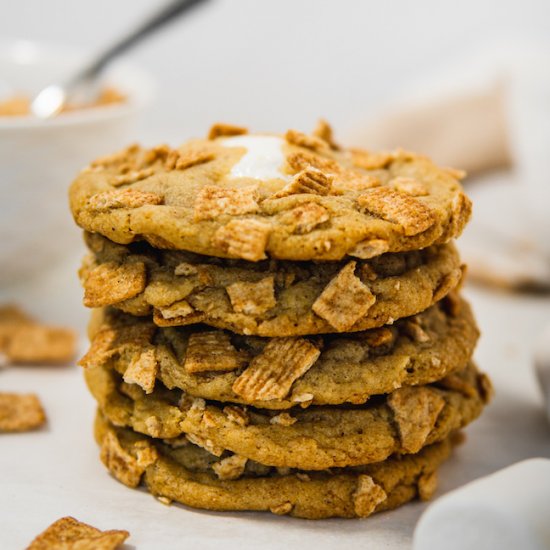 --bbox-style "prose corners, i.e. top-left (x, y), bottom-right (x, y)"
top-left (95, 411), bottom-right (453, 519)
top-left (85, 361), bottom-right (490, 470)
top-left (81, 295), bottom-right (478, 409)
top-left (69, 123), bottom-right (471, 262)
top-left (80, 232), bottom-right (462, 336)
